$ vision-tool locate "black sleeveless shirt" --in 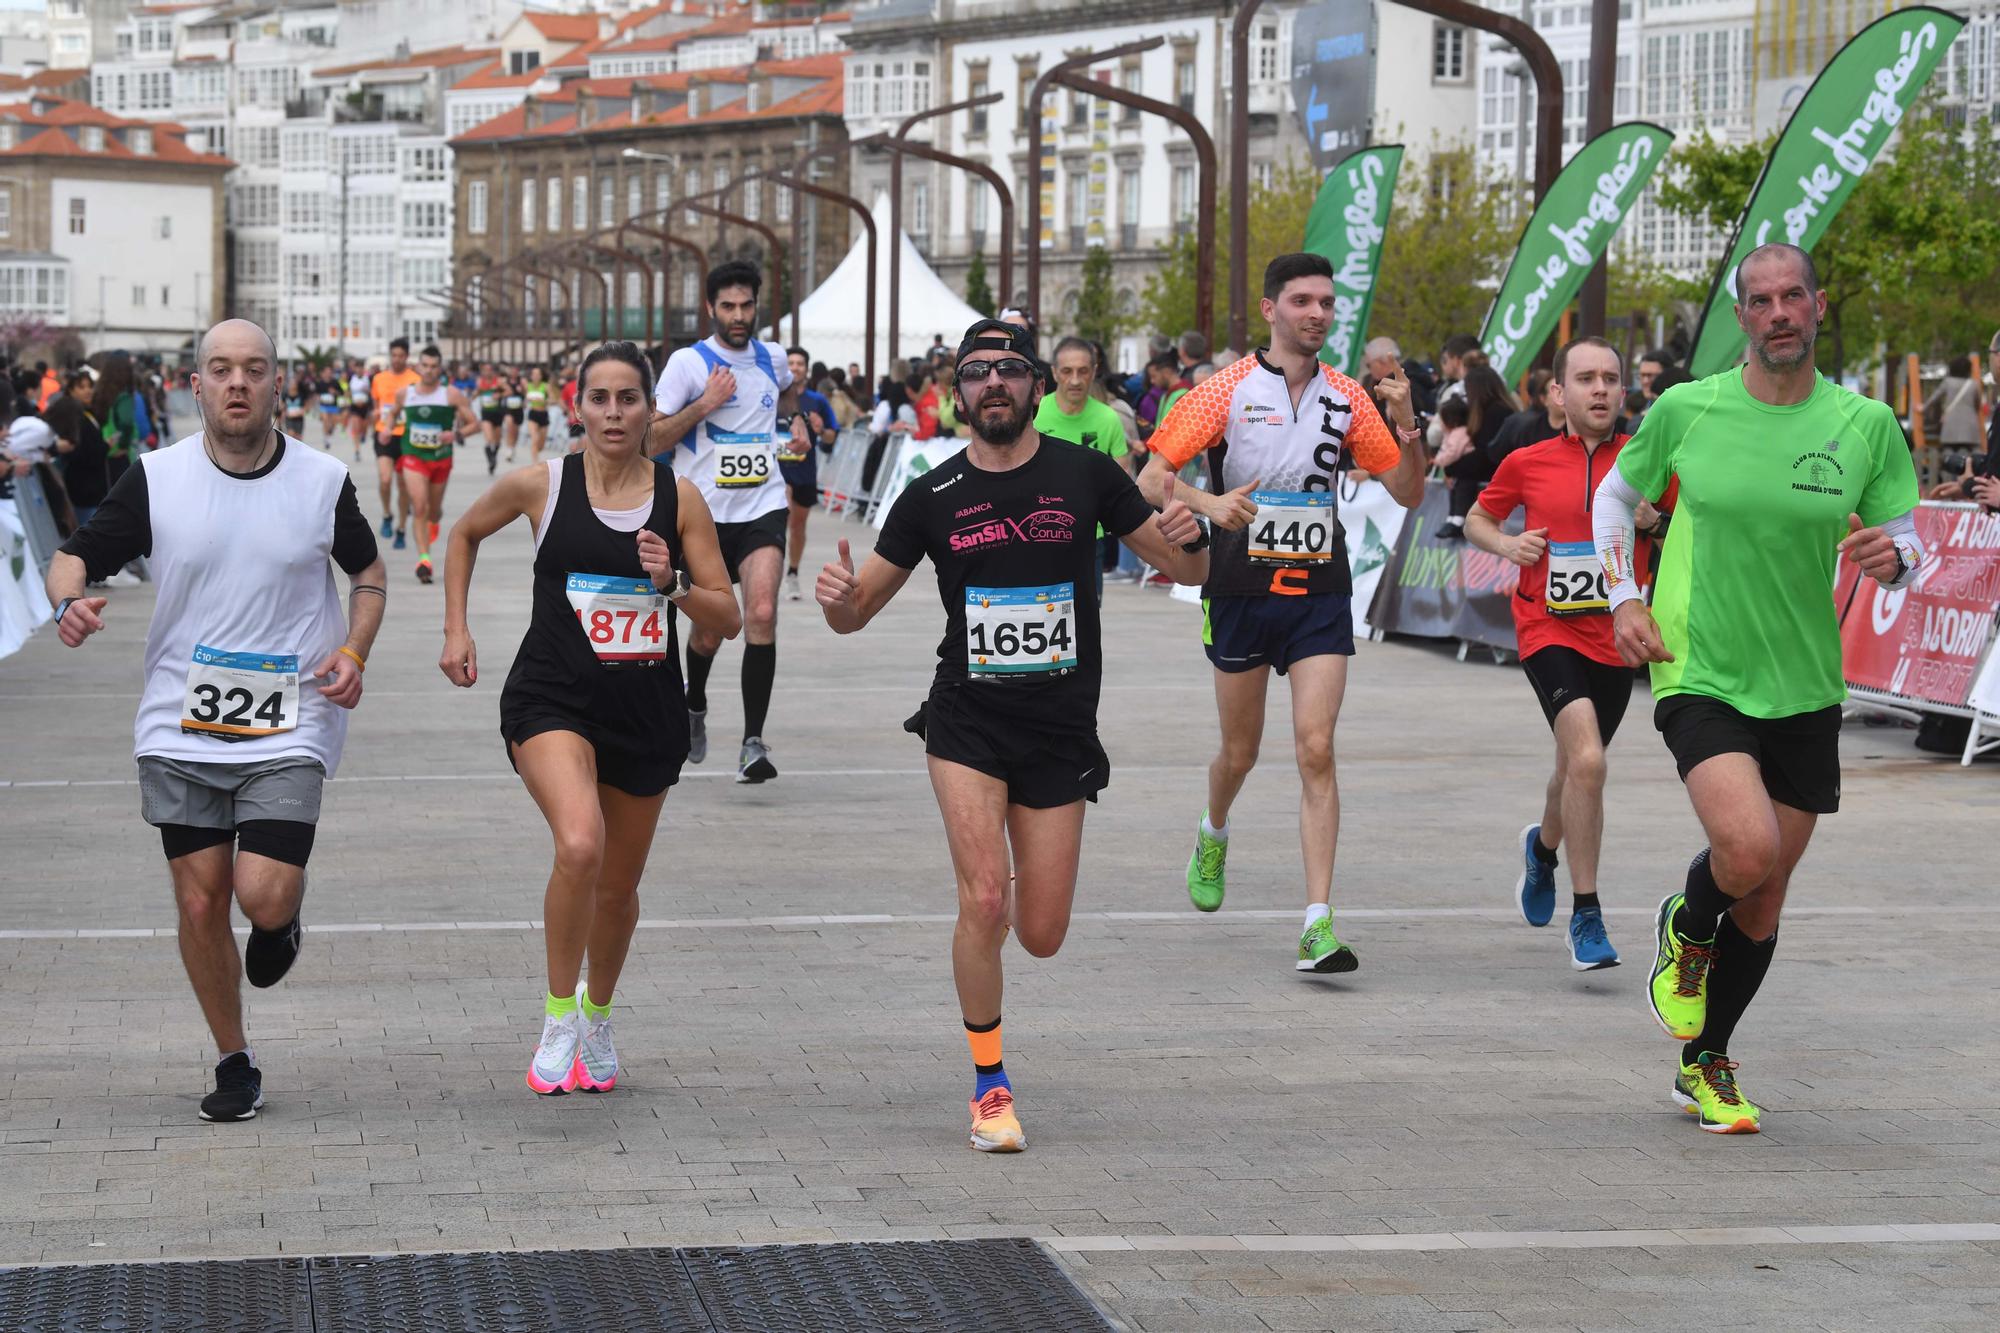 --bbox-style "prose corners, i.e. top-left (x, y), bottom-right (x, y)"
top-left (500, 452), bottom-right (689, 768)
